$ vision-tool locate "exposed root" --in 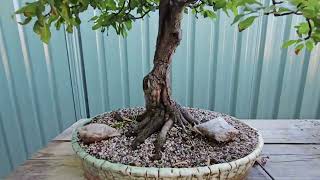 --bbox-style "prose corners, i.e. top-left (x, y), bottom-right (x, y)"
top-left (134, 111), bottom-right (149, 122)
top-left (128, 102), bottom-right (199, 159)
top-left (153, 119), bottom-right (173, 160)
top-left (175, 103), bottom-right (200, 125)
top-left (131, 110), bottom-right (166, 149)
